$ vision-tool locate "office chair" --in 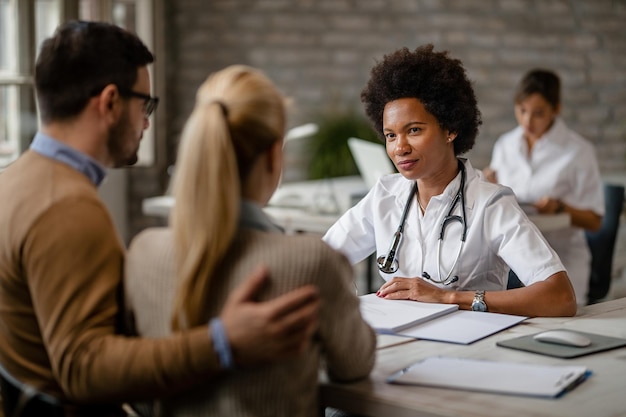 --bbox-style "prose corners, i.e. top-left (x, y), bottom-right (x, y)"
top-left (585, 183), bottom-right (625, 304)
top-left (507, 269), bottom-right (524, 290)
top-left (0, 363), bottom-right (63, 417)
